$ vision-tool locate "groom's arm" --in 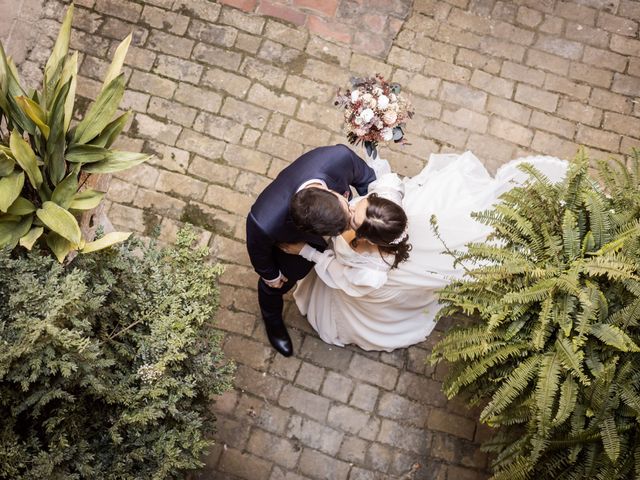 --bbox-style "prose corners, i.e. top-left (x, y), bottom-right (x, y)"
top-left (246, 213), bottom-right (281, 282)
top-left (344, 146), bottom-right (376, 196)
